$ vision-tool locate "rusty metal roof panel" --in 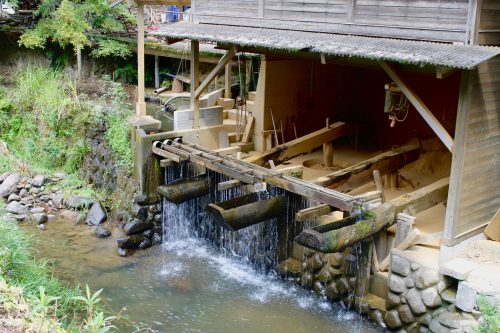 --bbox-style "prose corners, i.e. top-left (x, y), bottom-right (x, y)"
top-left (150, 23), bottom-right (500, 69)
